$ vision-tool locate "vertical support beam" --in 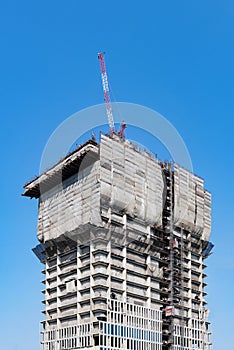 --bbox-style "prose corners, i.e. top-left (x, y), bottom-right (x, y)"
top-left (122, 214), bottom-right (127, 303)
top-left (146, 226), bottom-right (151, 309)
top-left (77, 246), bottom-right (82, 324)
top-left (90, 238), bottom-right (95, 321)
